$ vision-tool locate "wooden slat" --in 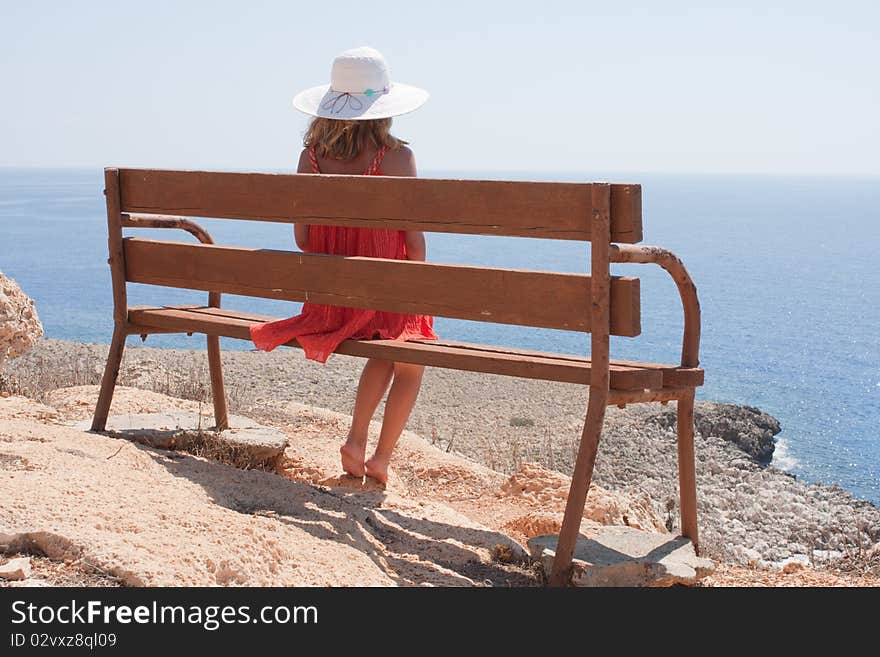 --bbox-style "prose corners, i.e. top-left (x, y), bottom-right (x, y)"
top-left (118, 169), bottom-right (643, 243)
top-left (424, 339), bottom-right (703, 387)
top-left (611, 184), bottom-right (641, 244)
top-left (145, 306), bottom-right (700, 387)
top-left (607, 387), bottom-right (691, 405)
top-left (610, 359), bottom-right (704, 387)
top-left (183, 307), bottom-right (662, 390)
top-left (123, 238), bottom-right (642, 337)
top-left (126, 305), bottom-right (661, 389)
